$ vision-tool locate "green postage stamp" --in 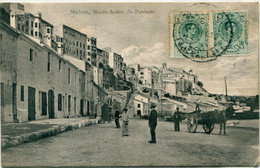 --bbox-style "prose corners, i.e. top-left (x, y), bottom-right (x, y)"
top-left (171, 12), bottom-right (209, 60)
top-left (213, 11), bottom-right (248, 56)
top-left (170, 11), bottom-right (248, 61)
